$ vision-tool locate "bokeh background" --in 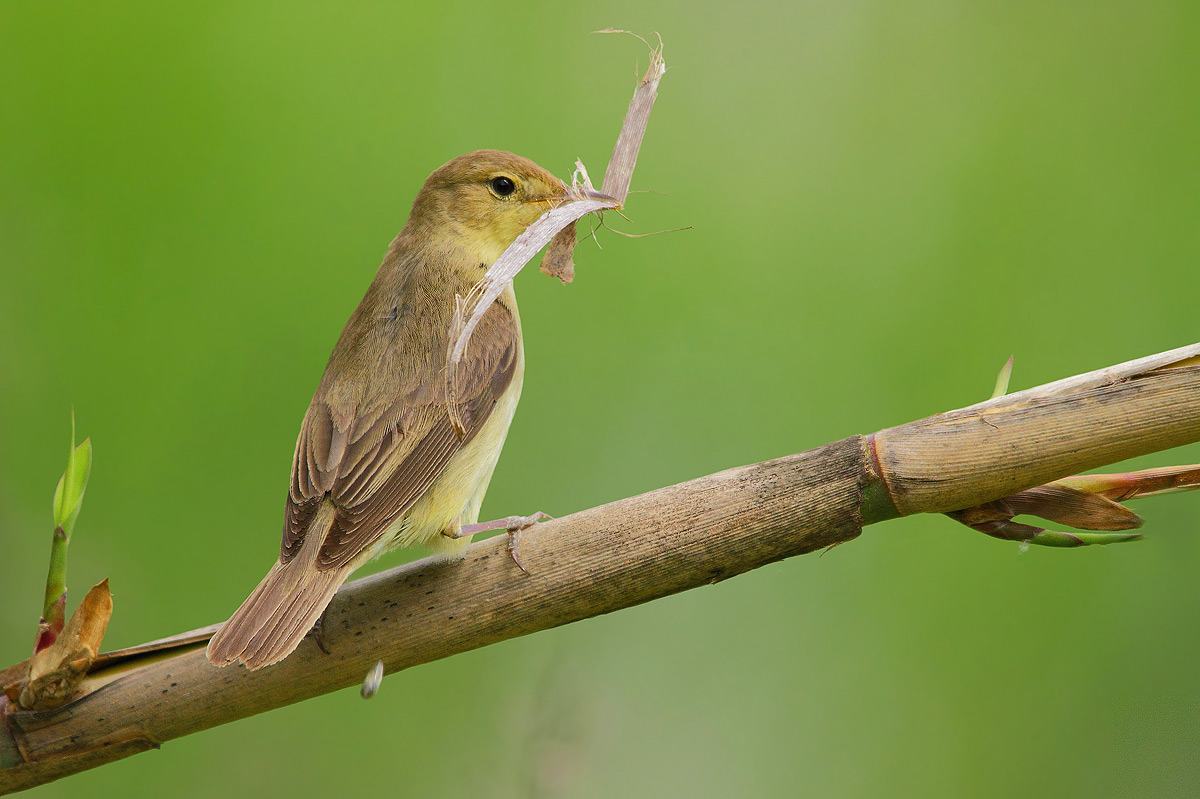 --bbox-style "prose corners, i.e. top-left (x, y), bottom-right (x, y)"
top-left (3, 2), bottom-right (1199, 796)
